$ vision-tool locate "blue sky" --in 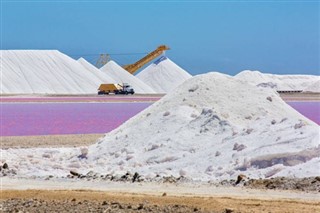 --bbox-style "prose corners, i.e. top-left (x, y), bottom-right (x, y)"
top-left (1, 1), bottom-right (319, 75)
